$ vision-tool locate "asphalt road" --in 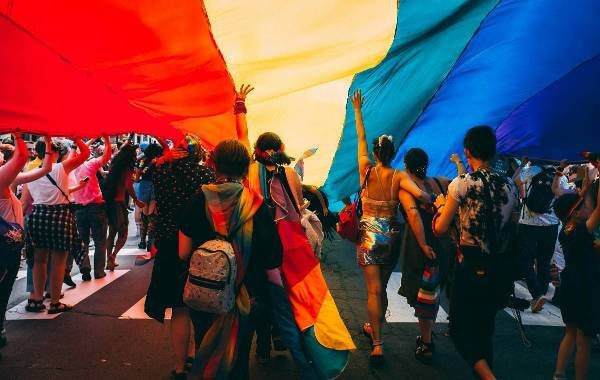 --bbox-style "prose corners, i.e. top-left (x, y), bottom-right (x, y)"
top-left (1, 226), bottom-right (598, 379)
